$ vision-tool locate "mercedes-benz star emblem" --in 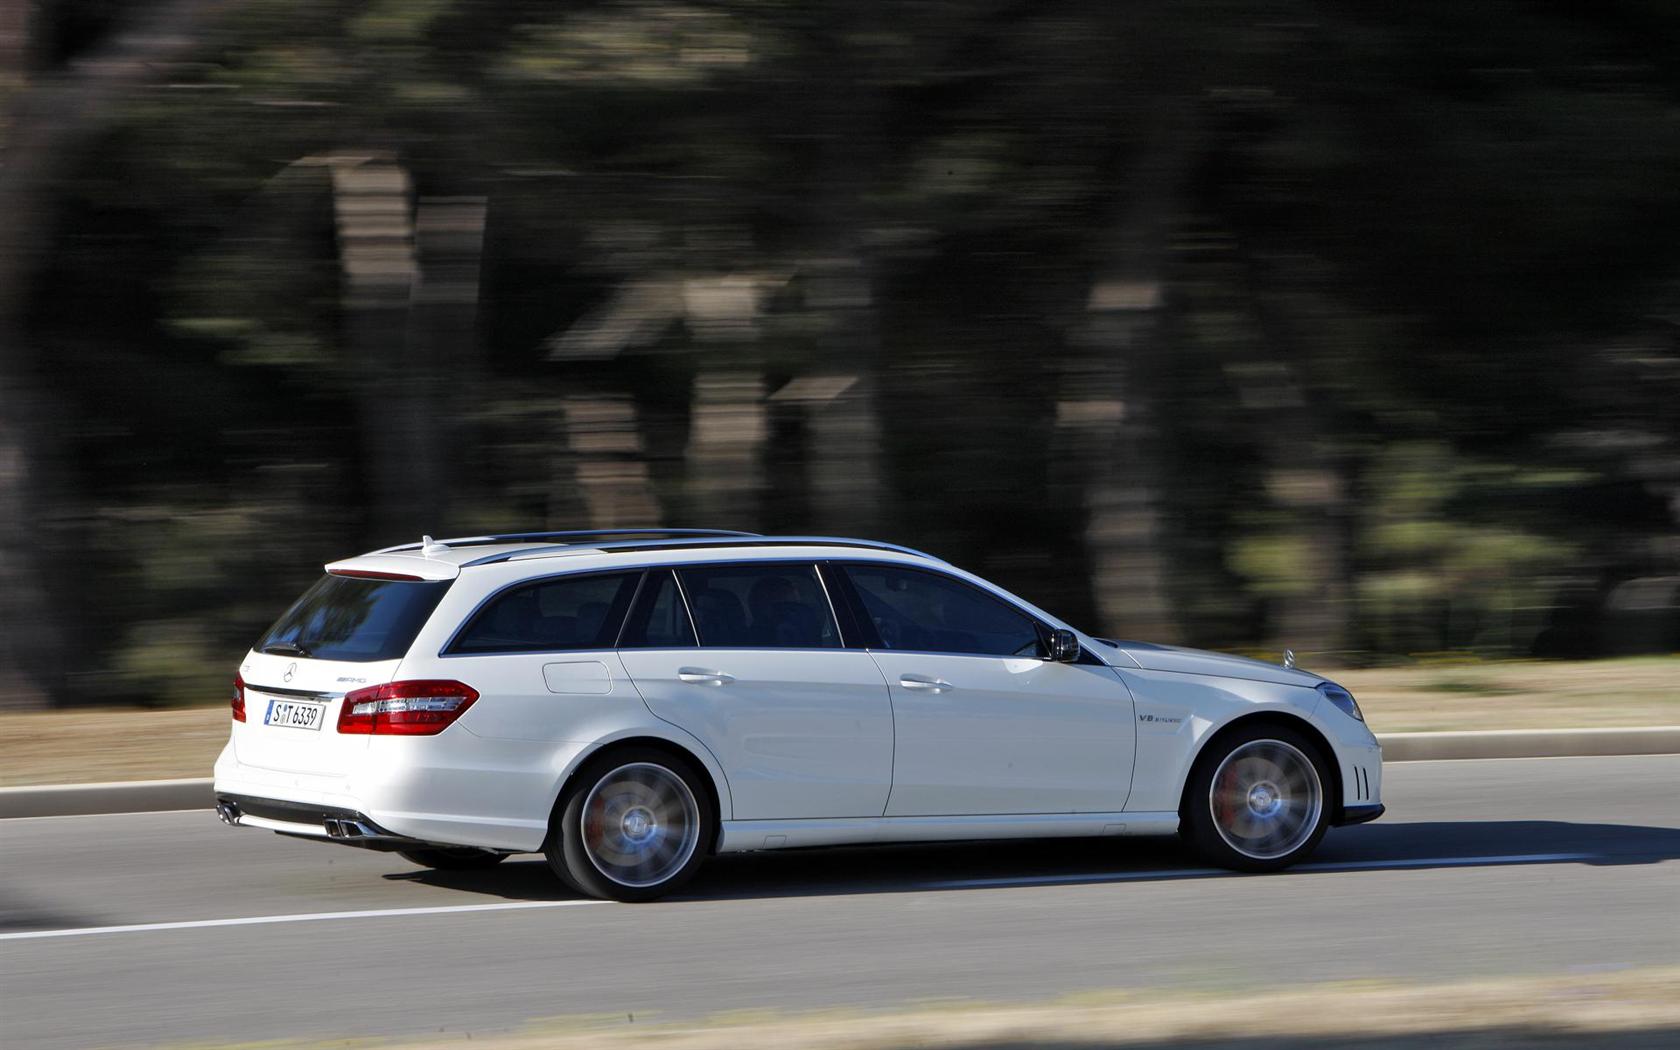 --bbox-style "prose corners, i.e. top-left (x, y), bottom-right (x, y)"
top-left (283, 662), bottom-right (296, 682)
